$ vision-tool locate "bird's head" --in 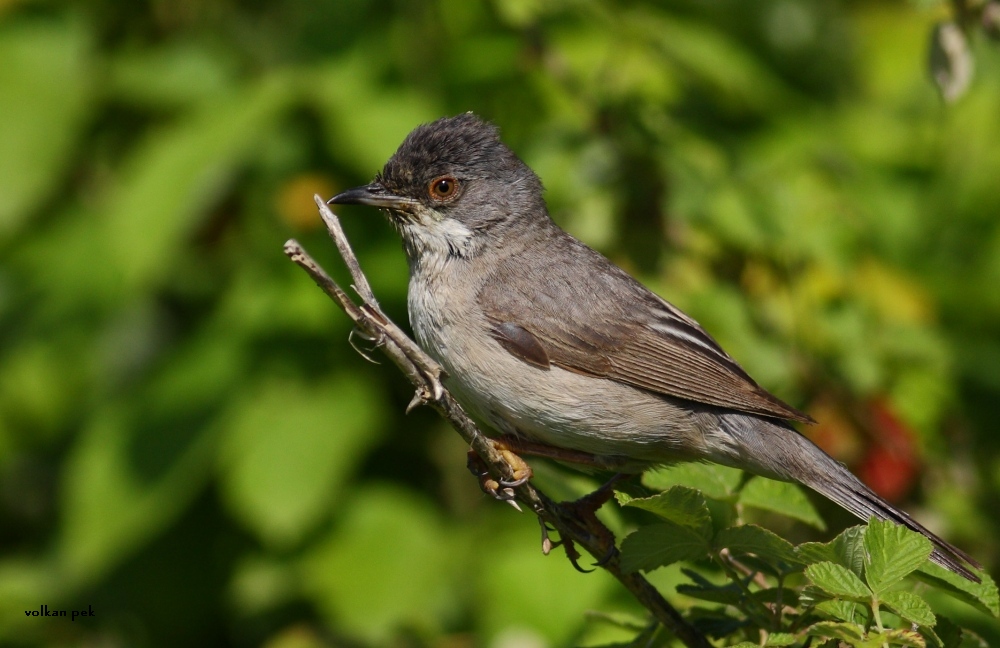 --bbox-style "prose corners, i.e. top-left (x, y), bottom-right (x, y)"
top-left (328, 113), bottom-right (547, 261)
